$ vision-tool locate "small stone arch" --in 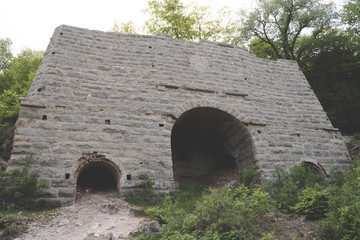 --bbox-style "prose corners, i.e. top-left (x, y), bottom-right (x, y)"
top-left (302, 161), bottom-right (328, 177)
top-left (73, 153), bottom-right (122, 193)
top-left (171, 107), bottom-right (257, 185)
